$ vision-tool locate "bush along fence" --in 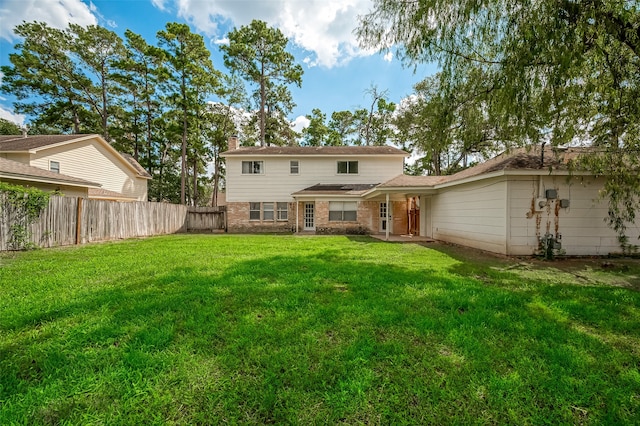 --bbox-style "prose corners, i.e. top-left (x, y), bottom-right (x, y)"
top-left (0, 194), bottom-right (226, 251)
top-left (0, 183), bottom-right (51, 250)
